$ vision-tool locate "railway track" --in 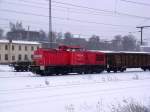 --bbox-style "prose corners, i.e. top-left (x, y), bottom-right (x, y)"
top-left (0, 69), bottom-right (148, 78)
